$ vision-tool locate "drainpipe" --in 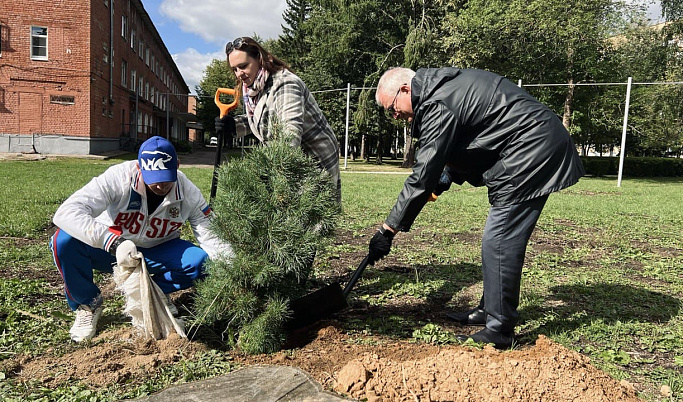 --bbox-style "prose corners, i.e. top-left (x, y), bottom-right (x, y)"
top-left (109, 2), bottom-right (114, 105)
